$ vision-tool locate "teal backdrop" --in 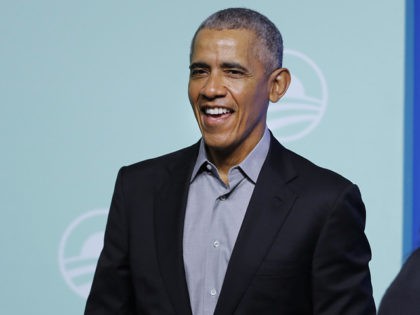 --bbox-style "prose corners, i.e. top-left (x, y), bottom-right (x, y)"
top-left (0, 1), bottom-right (406, 313)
